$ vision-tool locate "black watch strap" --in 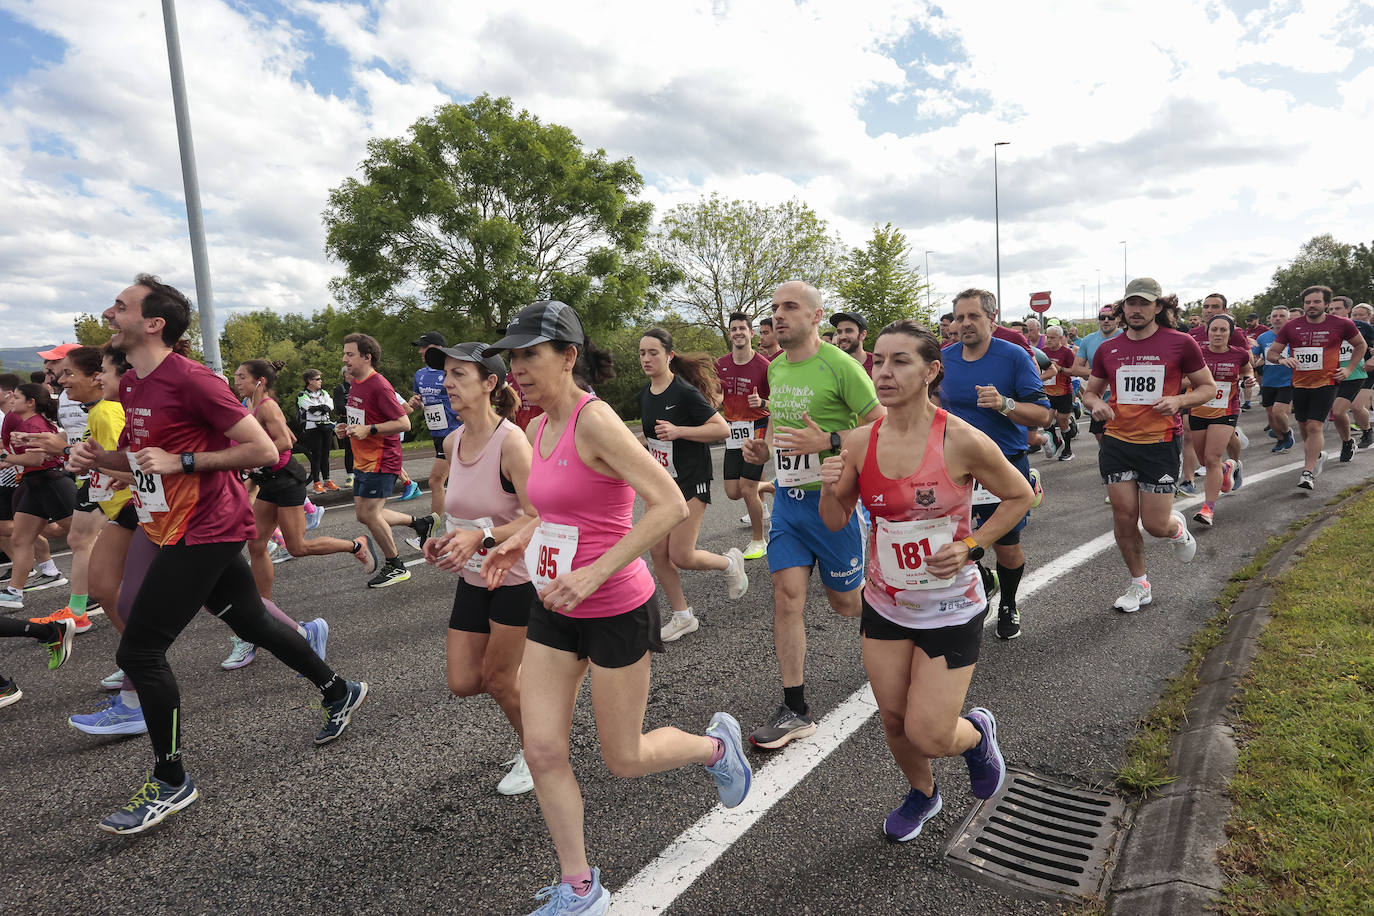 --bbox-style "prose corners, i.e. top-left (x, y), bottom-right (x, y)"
top-left (181, 452), bottom-right (196, 474)
top-left (829, 431), bottom-right (843, 452)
